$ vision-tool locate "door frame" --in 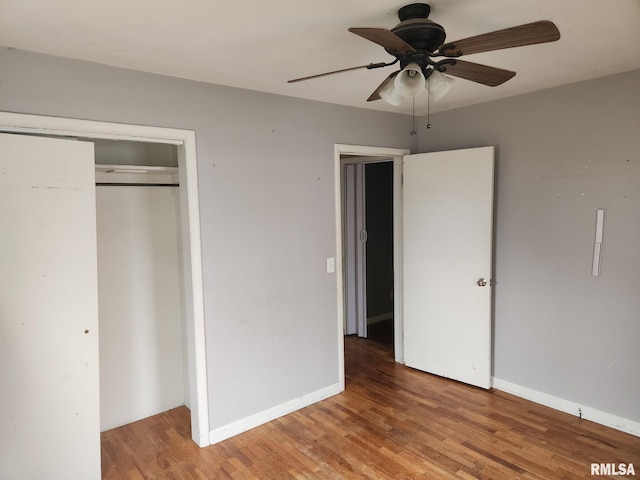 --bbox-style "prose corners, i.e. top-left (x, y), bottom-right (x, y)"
top-left (0, 112), bottom-right (210, 447)
top-left (334, 144), bottom-right (410, 388)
